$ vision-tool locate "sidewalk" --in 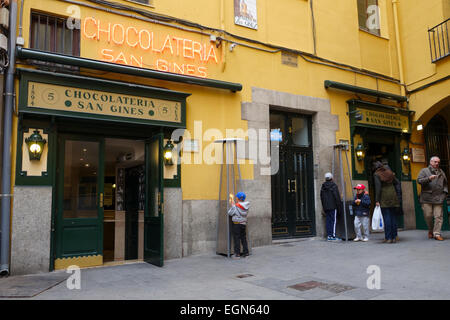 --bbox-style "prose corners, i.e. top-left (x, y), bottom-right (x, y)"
top-left (1, 229), bottom-right (450, 300)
